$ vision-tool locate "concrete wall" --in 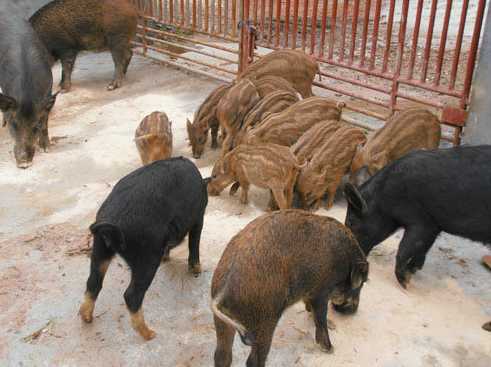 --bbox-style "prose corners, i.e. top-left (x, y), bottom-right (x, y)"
top-left (463, 5), bottom-right (491, 145)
